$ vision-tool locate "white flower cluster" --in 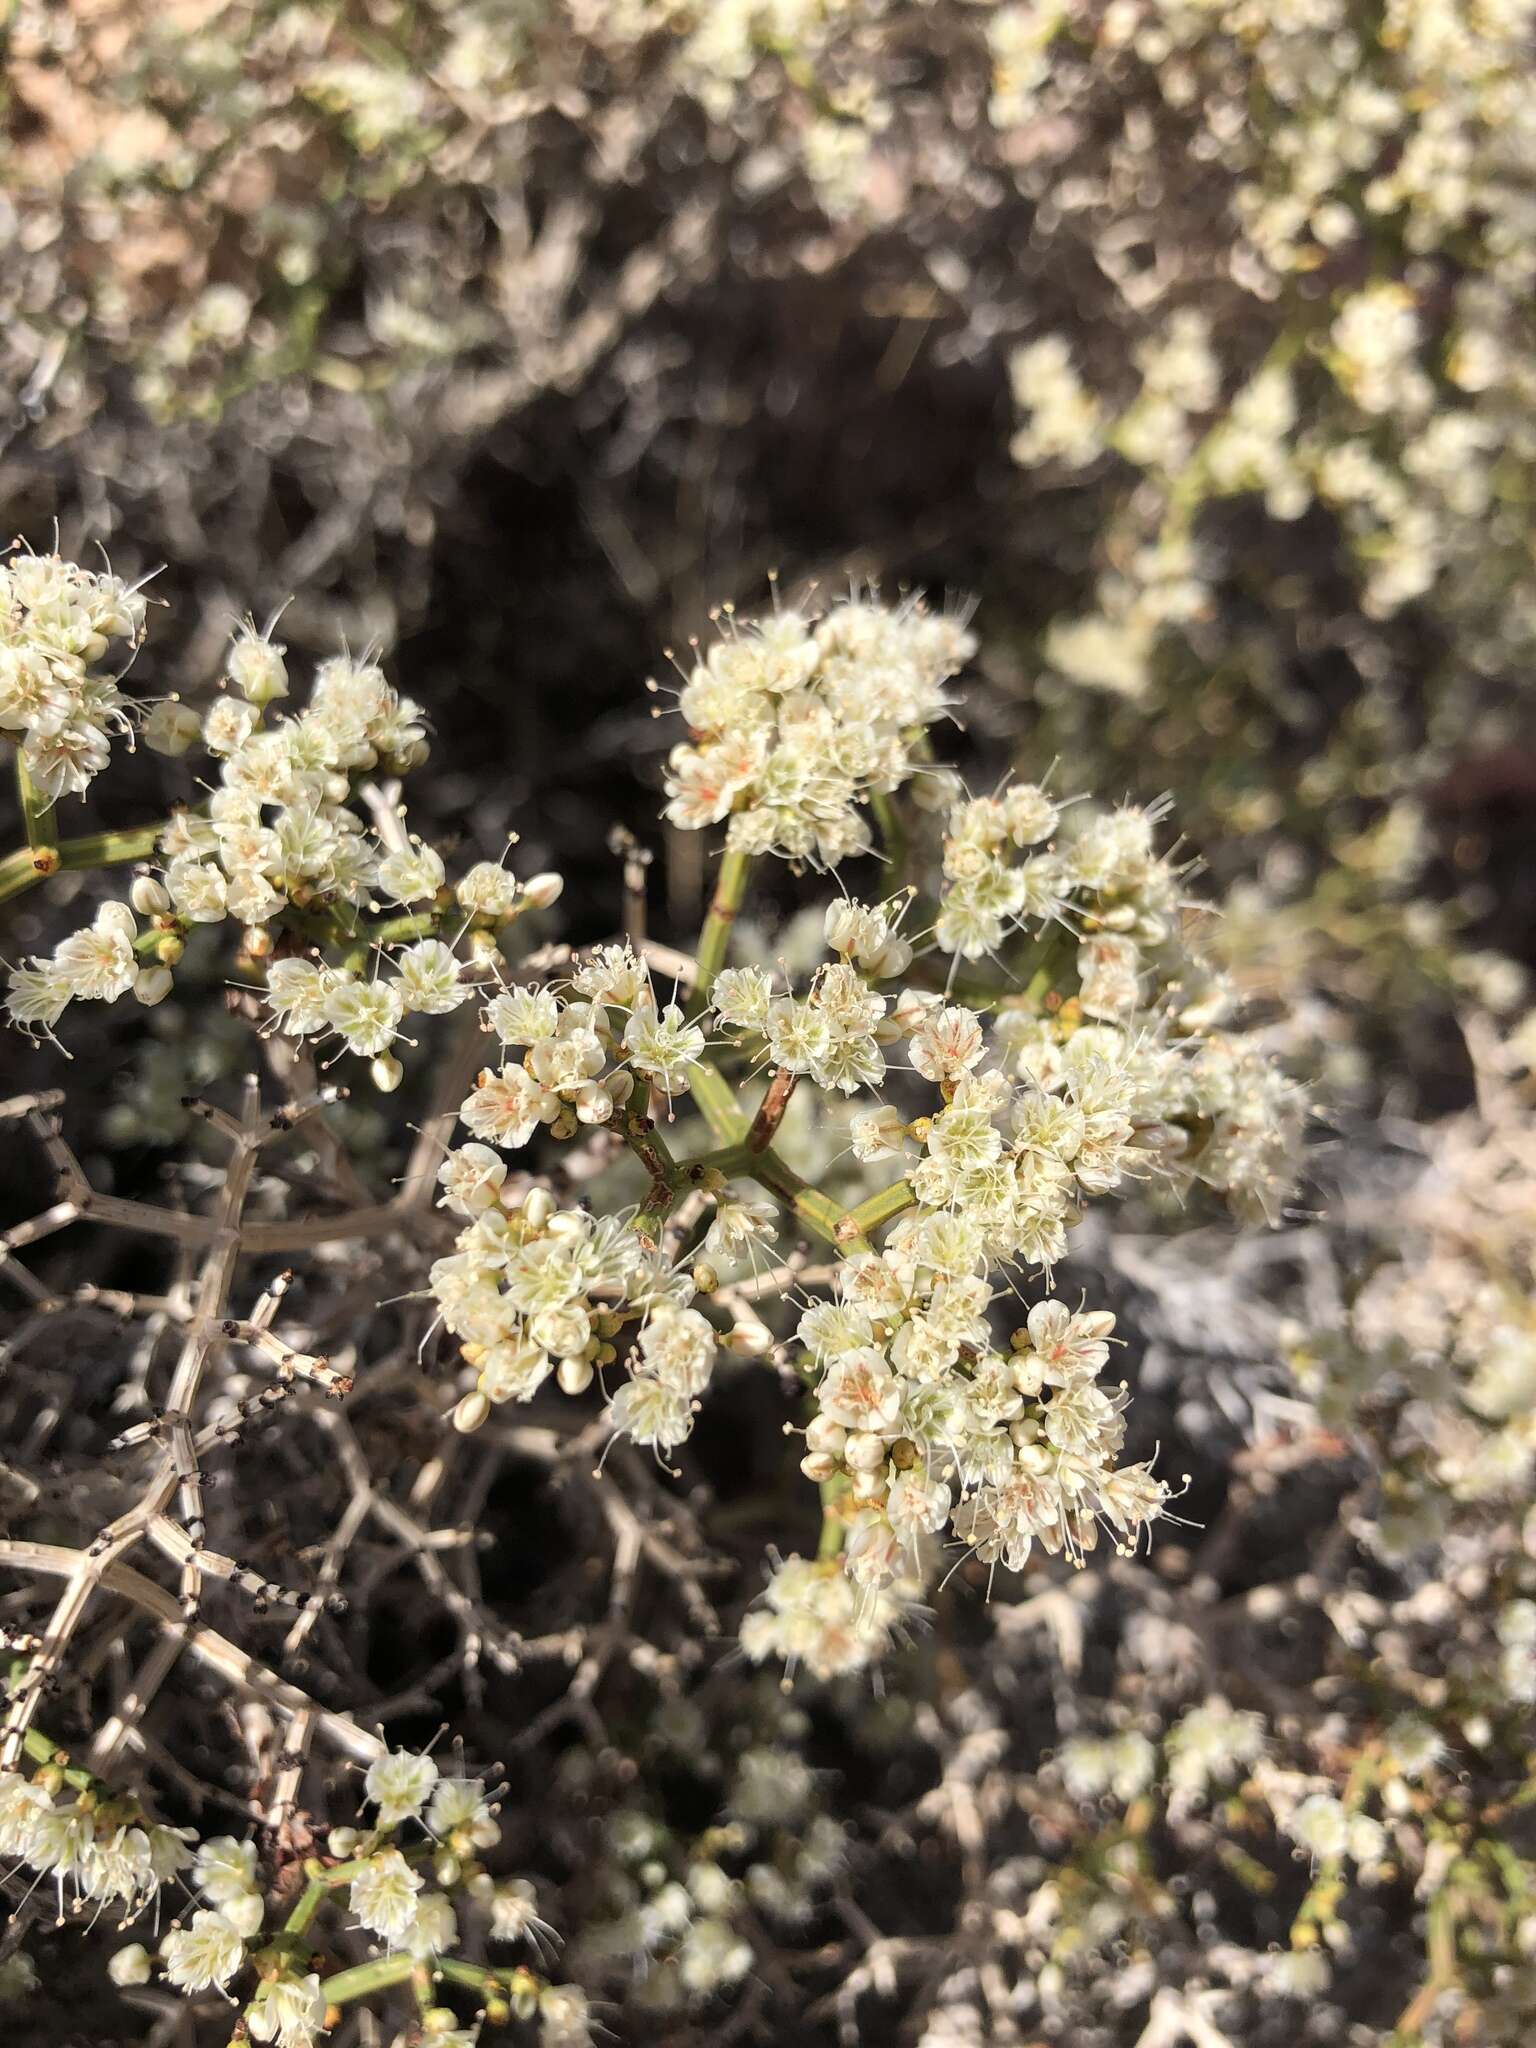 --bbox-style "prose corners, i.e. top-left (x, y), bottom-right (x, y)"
top-left (988, 1), bottom-right (1072, 129)
top-left (937, 795), bottom-right (1307, 1223)
top-left (798, 1250), bottom-right (1168, 1588)
top-left (158, 1835), bottom-right (267, 1991)
top-left (1163, 1699), bottom-right (1267, 1809)
top-left (0, 548), bottom-right (147, 801)
top-left (6, 603), bottom-right (561, 1079)
top-left (104, 1747), bottom-right (580, 2046)
top-left (710, 896), bottom-right (913, 1096)
top-left (6, 899), bottom-right (172, 1038)
top-left (431, 1177), bottom-right (716, 1452)
top-left (115, 1833), bottom-right (327, 2046)
top-left (739, 1553), bottom-right (910, 1681)
top-left (662, 596), bottom-right (973, 865)
top-left (462, 944), bottom-right (707, 1143)
top-left (0, 1761), bottom-right (192, 1920)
